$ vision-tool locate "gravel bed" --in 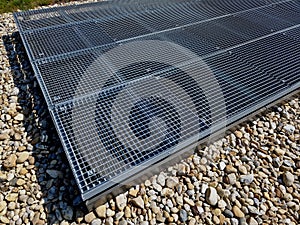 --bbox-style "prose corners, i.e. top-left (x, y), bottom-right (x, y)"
top-left (1, 2), bottom-right (300, 225)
